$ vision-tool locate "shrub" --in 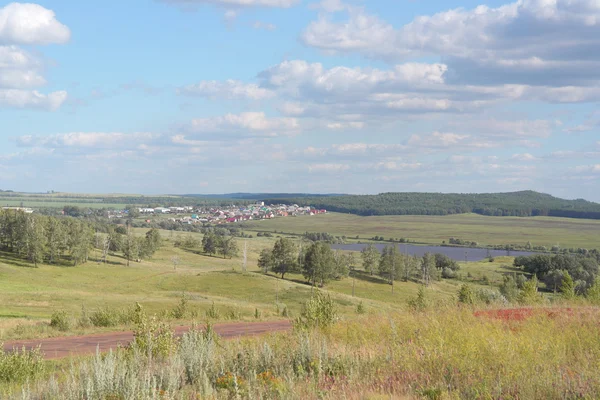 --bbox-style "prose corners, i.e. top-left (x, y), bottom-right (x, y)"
top-left (89, 307), bottom-right (119, 327)
top-left (77, 306), bottom-right (92, 328)
top-left (408, 286), bottom-right (428, 312)
top-left (518, 276), bottom-right (544, 305)
top-left (50, 310), bottom-right (71, 332)
top-left (442, 267), bottom-right (457, 279)
top-left (130, 314), bottom-right (177, 359)
top-left (0, 344), bottom-right (46, 384)
top-left (476, 288), bottom-right (508, 305)
top-left (205, 302), bottom-right (220, 320)
top-left (171, 293), bottom-right (189, 319)
top-left (356, 301), bottom-right (366, 314)
top-left (294, 291), bottom-right (338, 330)
top-left (226, 309), bottom-right (241, 320)
top-left (457, 284), bottom-right (475, 305)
